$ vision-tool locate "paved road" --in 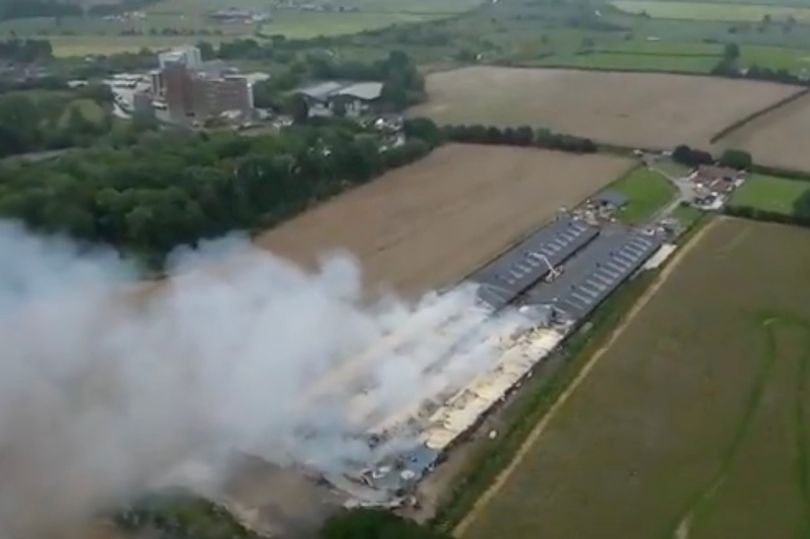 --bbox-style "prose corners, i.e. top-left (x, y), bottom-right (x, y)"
top-left (650, 163), bottom-right (696, 221)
